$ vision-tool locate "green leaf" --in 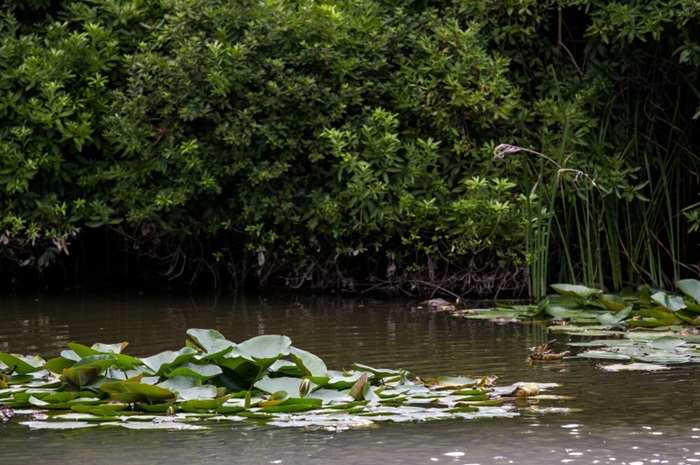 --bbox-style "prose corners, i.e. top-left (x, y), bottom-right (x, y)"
top-left (624, 306), bottom-right (684, 327)
top-left (6, 374), bottom-right (34, 385)
top-left (577, 350), bottom-right (632, 361)
top-left (140, 347), bottom-right (198, 375)
top-left (651, 292), bottom-right (686, 311)
top-left (255, 377), bottom-right (317, 396)
top-left (91, 342), bottom-right (129, 354)
top-left (230, 335), bottom-right (292, 369)
top-left (550, 283), bottom-right (602, 298)
top-left (101, 381), bottom-right (175, 404)
top-left (595, 306), bottom-right (632, 326)
top-left (351, 363), bottom-right (403, 378)
top-left (598, 294), bottom-right (629, 311)
top-left (445, 406), bottom-right (479, 413)
top-left (289, 347), bottom-right (328, 377)
top-left (71, 404), bottom-right (130, 415)
top-left (186, 329), bottom-right (235, 359)
top-left (19, 421), bottom-right (98, 430)
top-left (683, 303), bottom-right (700, 314)
top-left (41, 392), bottom-right (85, 403)
top-left (67, 343), bottom-right (100, 358)
top-left (259, 403), bottom-right (318, 413)
top-left (176, 385), bottom-right (218, 401)
top-left (599, 363), bottom-right (671, 372)
top-left (647, 336), bottom-right (686, 350)
top-left (180, 397), bottom-right (228, 411)
top-left (542, 305), bottom-right (601, 322)
top-left (211, 366), bottom-right (249, 392)
top-left (627, 319), bottom-right (678, 328)
top-left (325, 371), bottom-right (365, 389)
top-left (677, 279), bottom-right (700, 304)
top-left (63, 365), bottom-right (102, 390)
top-left (118, 421), bottom-right (205, 430)
top-left (675, 310), bottom-right (700, 326)
top-left (0, 353), bottom-right (45, 374)
top-left (307, 389), bottom-right (354, 403)
top-left (157, 375), bottom-right (200, 393)
top-left (430, 376), bottom-right (477, 388)
top-left (73, 354), bottom-right (118, 369)
top-left (165, 362), bottom-right (222, 380)
top-left (136, 403), bottom-right (173, 413)
top-left (634, 352), bottom-right (690, 364)
top-left (60, 349), bottom-right (81, 362)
